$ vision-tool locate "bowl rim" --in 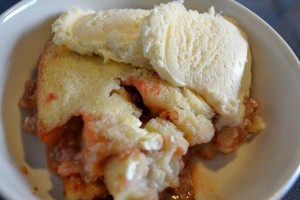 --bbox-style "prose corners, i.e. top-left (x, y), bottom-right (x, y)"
top-left (0, 0), bottom-right (299, 200)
